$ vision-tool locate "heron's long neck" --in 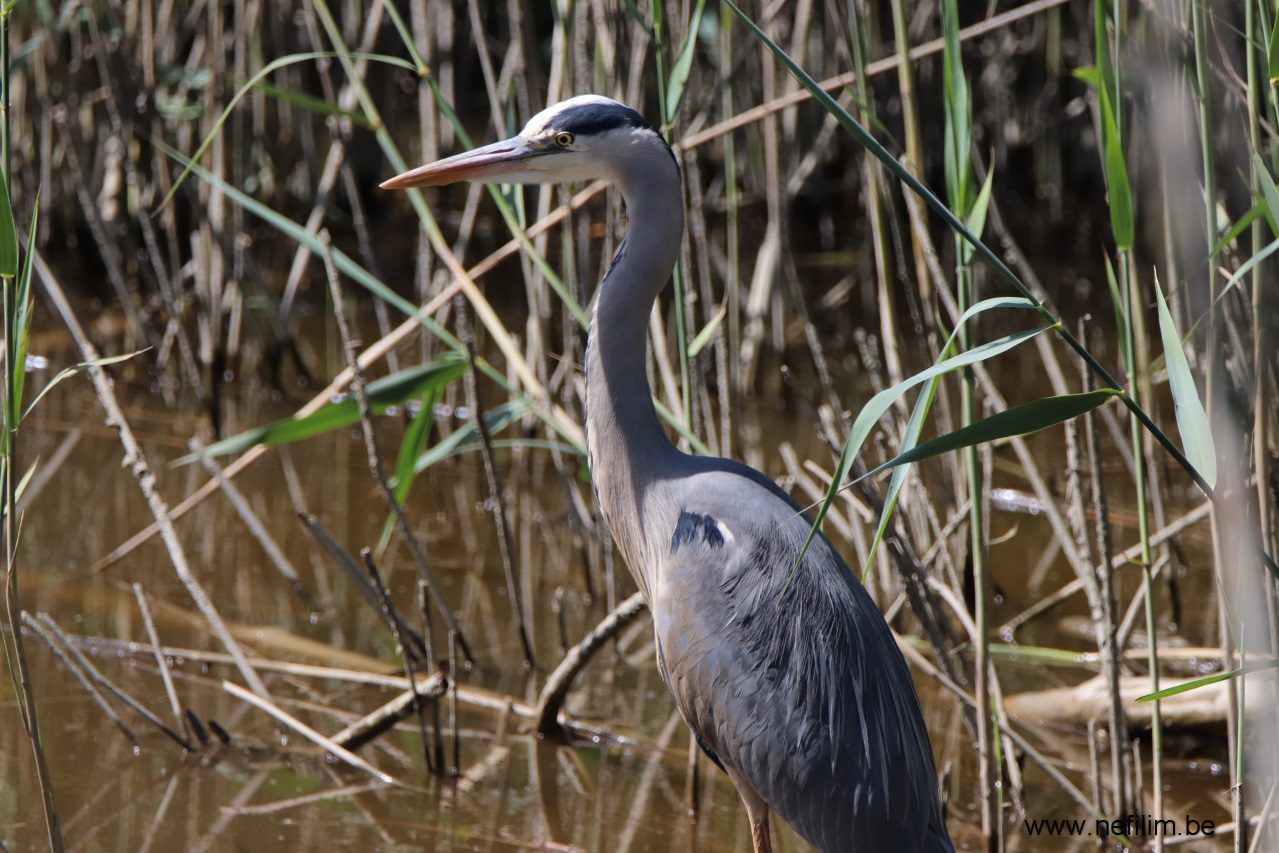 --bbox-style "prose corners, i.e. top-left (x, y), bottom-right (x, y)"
top-left (585, 159), bottom-right (685, 589)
